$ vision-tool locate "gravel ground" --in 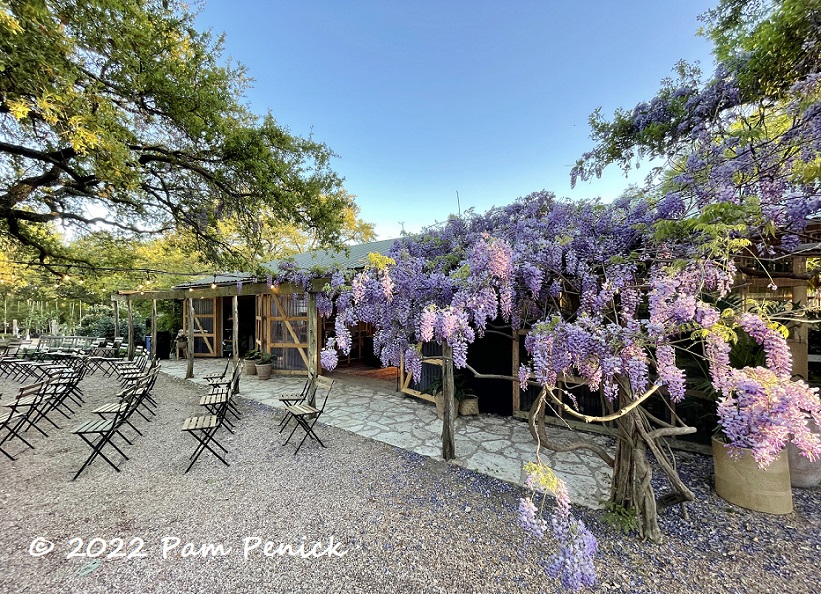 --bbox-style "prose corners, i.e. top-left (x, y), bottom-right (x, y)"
top-left (0, 372), bottom-right (819, 594)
